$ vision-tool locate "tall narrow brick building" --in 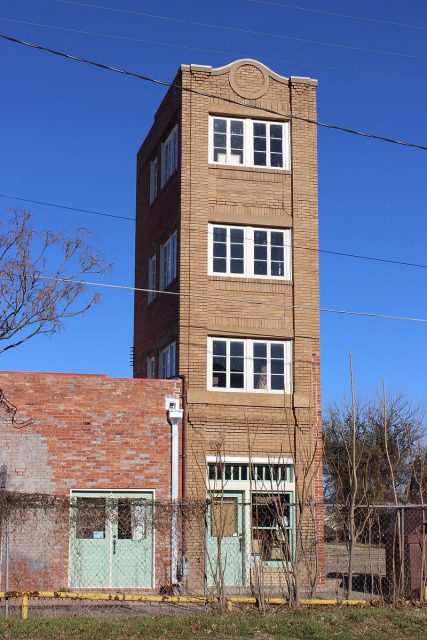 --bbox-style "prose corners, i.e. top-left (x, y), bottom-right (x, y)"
top-left (133, 59), bottom-right (323, 590)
